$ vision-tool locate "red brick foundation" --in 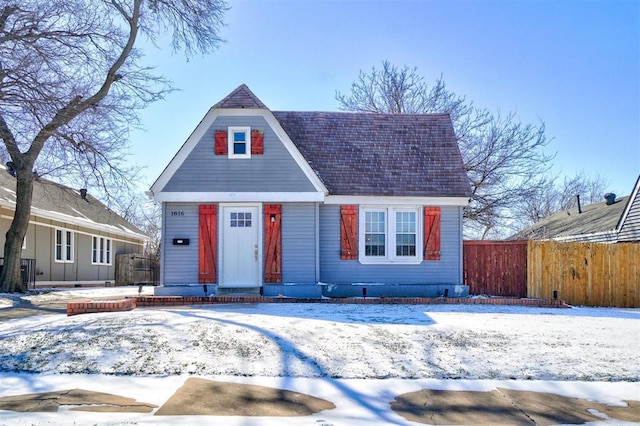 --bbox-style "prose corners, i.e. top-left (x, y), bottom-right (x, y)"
top-left (67, 298), bottom-right (137, 316)
top-left (133, 296), bottom-right (568, 308)
top-left (66, 296), bottom-right (567, 316)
